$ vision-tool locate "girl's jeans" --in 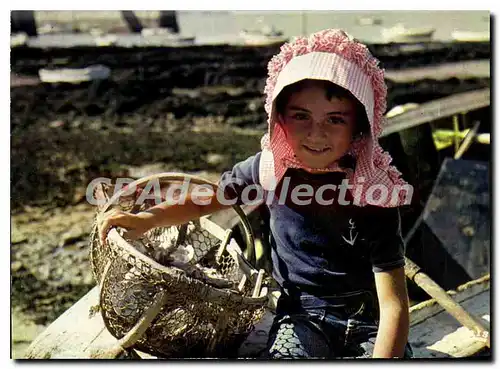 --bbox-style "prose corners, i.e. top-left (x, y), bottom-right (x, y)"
top-left (264, 291), bottom-right (413, 359)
